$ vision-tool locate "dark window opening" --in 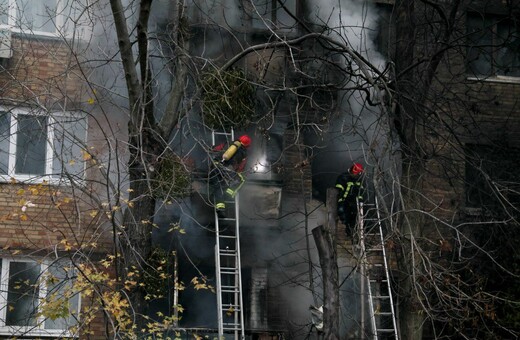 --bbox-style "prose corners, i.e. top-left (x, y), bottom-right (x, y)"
top-left (465, 144), bottom-right (520, 215)
top-left (467, 12), bottom-right (520, 77)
